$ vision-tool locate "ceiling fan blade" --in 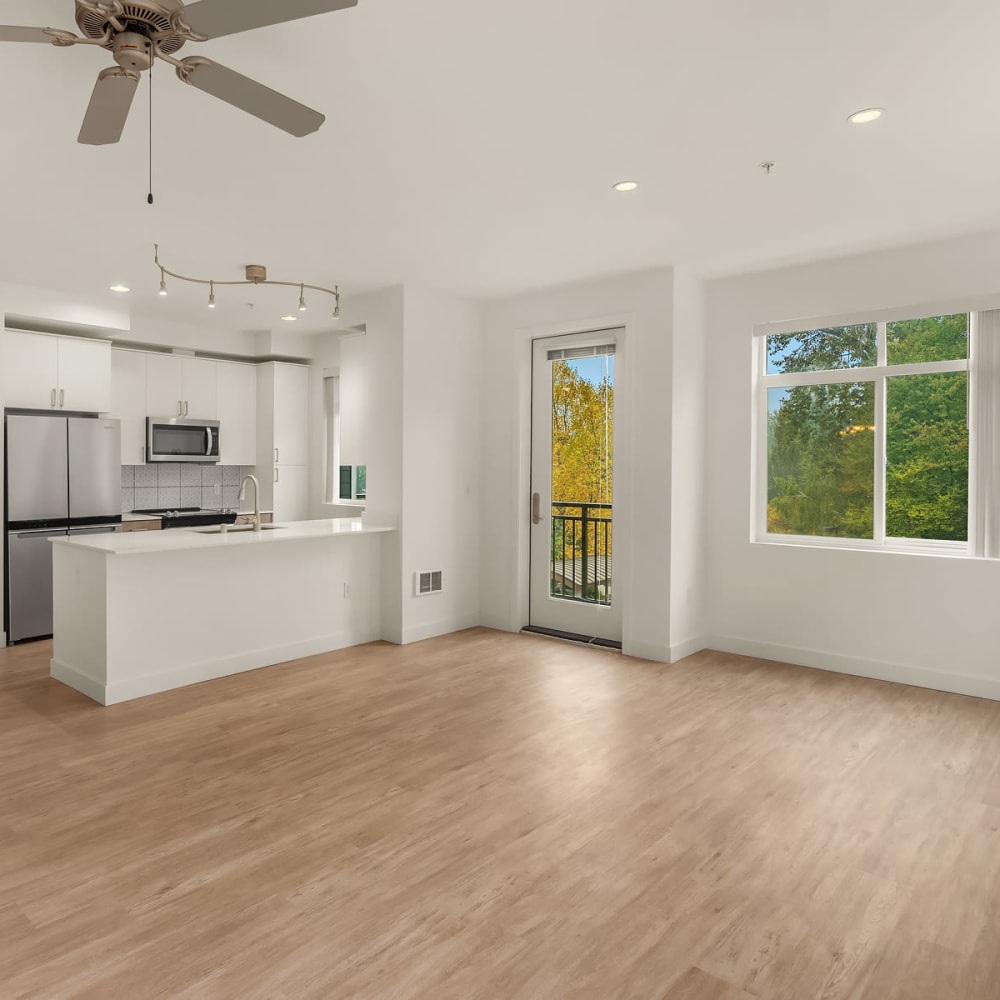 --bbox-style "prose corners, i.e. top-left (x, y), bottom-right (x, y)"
top-left (0, 25), bottom-right (58, 43)
top-left (78, 68), bottom-right (139, 146)
top-left (177, 57), bottom-right (325, 137)
top-left (179, 0), bottom-right (357, 40)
